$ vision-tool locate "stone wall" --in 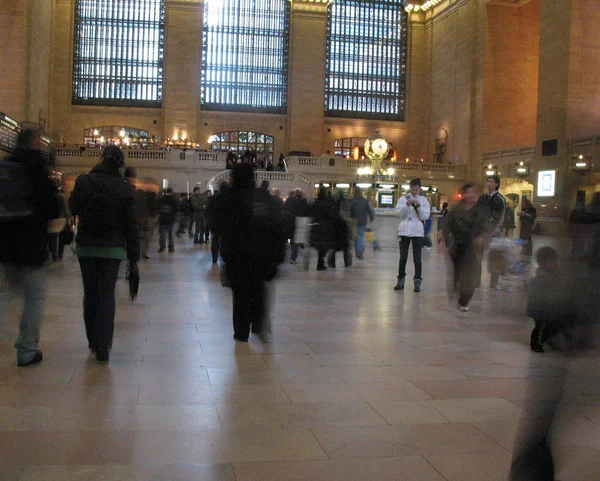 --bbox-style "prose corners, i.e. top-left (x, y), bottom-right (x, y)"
top-left (0, 0), bottom-right (25, 120)
top-left (483, 0), bottom-right (540, 152)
